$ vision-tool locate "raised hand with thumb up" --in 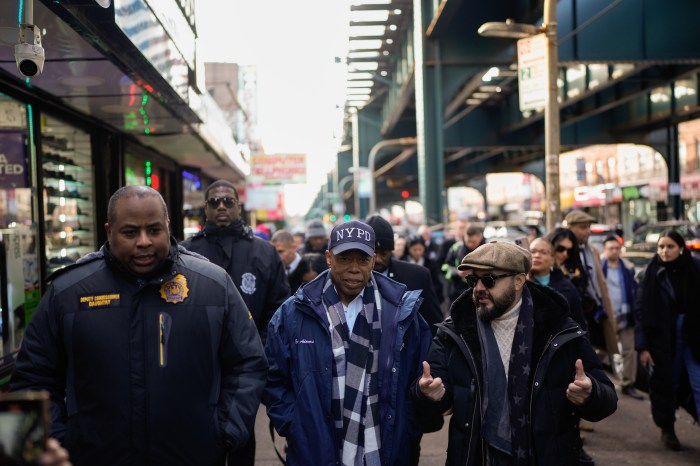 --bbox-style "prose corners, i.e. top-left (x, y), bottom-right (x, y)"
top-left (566, 358), bottom-right (592, 405)
top-left (418, 361), bottom-right (446, 402)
